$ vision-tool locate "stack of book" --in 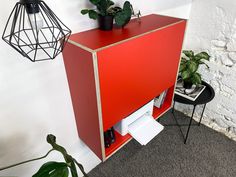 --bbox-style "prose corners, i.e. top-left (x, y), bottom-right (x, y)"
top-left (154, 89), bottom-right (168, 108)
top-left (175, 79), bottom-right (206, 101)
